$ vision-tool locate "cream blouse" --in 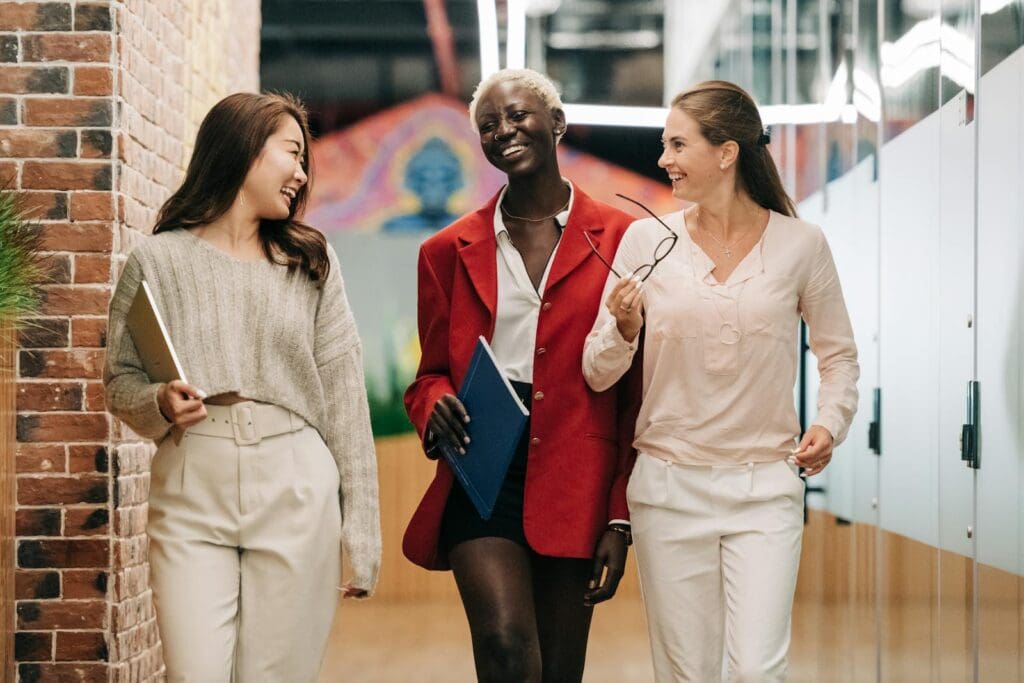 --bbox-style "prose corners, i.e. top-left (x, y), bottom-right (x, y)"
top-left (583, 210), bottom-right (859, 465)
